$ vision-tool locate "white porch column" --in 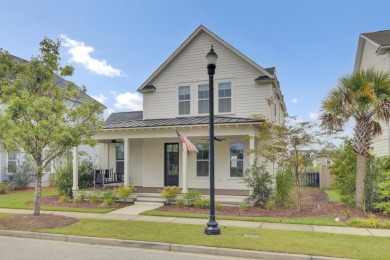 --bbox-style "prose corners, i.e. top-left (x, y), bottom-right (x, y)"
top-left (124, 138), bottom-right (130, 185)
top-left (72, 146), bottom-right (79, 191)
top-left (181, 143), bottom-right (188, 193)
top-left (249, 136), bottom-right (255, 166)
